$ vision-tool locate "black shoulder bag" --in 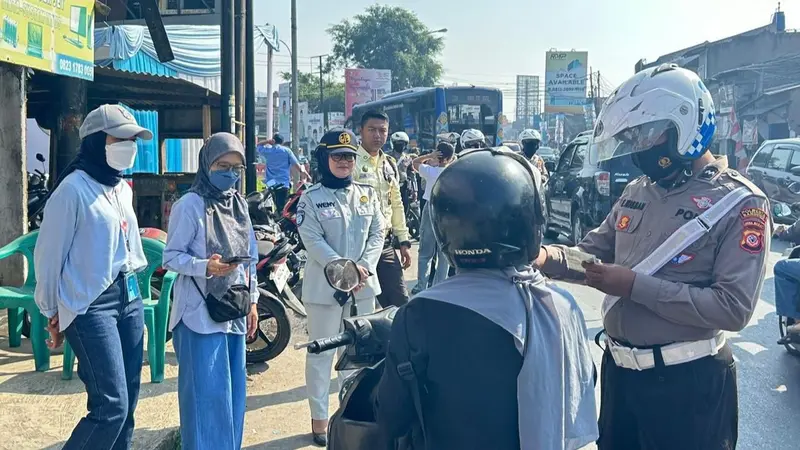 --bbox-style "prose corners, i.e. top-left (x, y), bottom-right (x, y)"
top-left (190, 276), bottom-right (251, 323)
top-left (392, 306), bottom-right (428, 449)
